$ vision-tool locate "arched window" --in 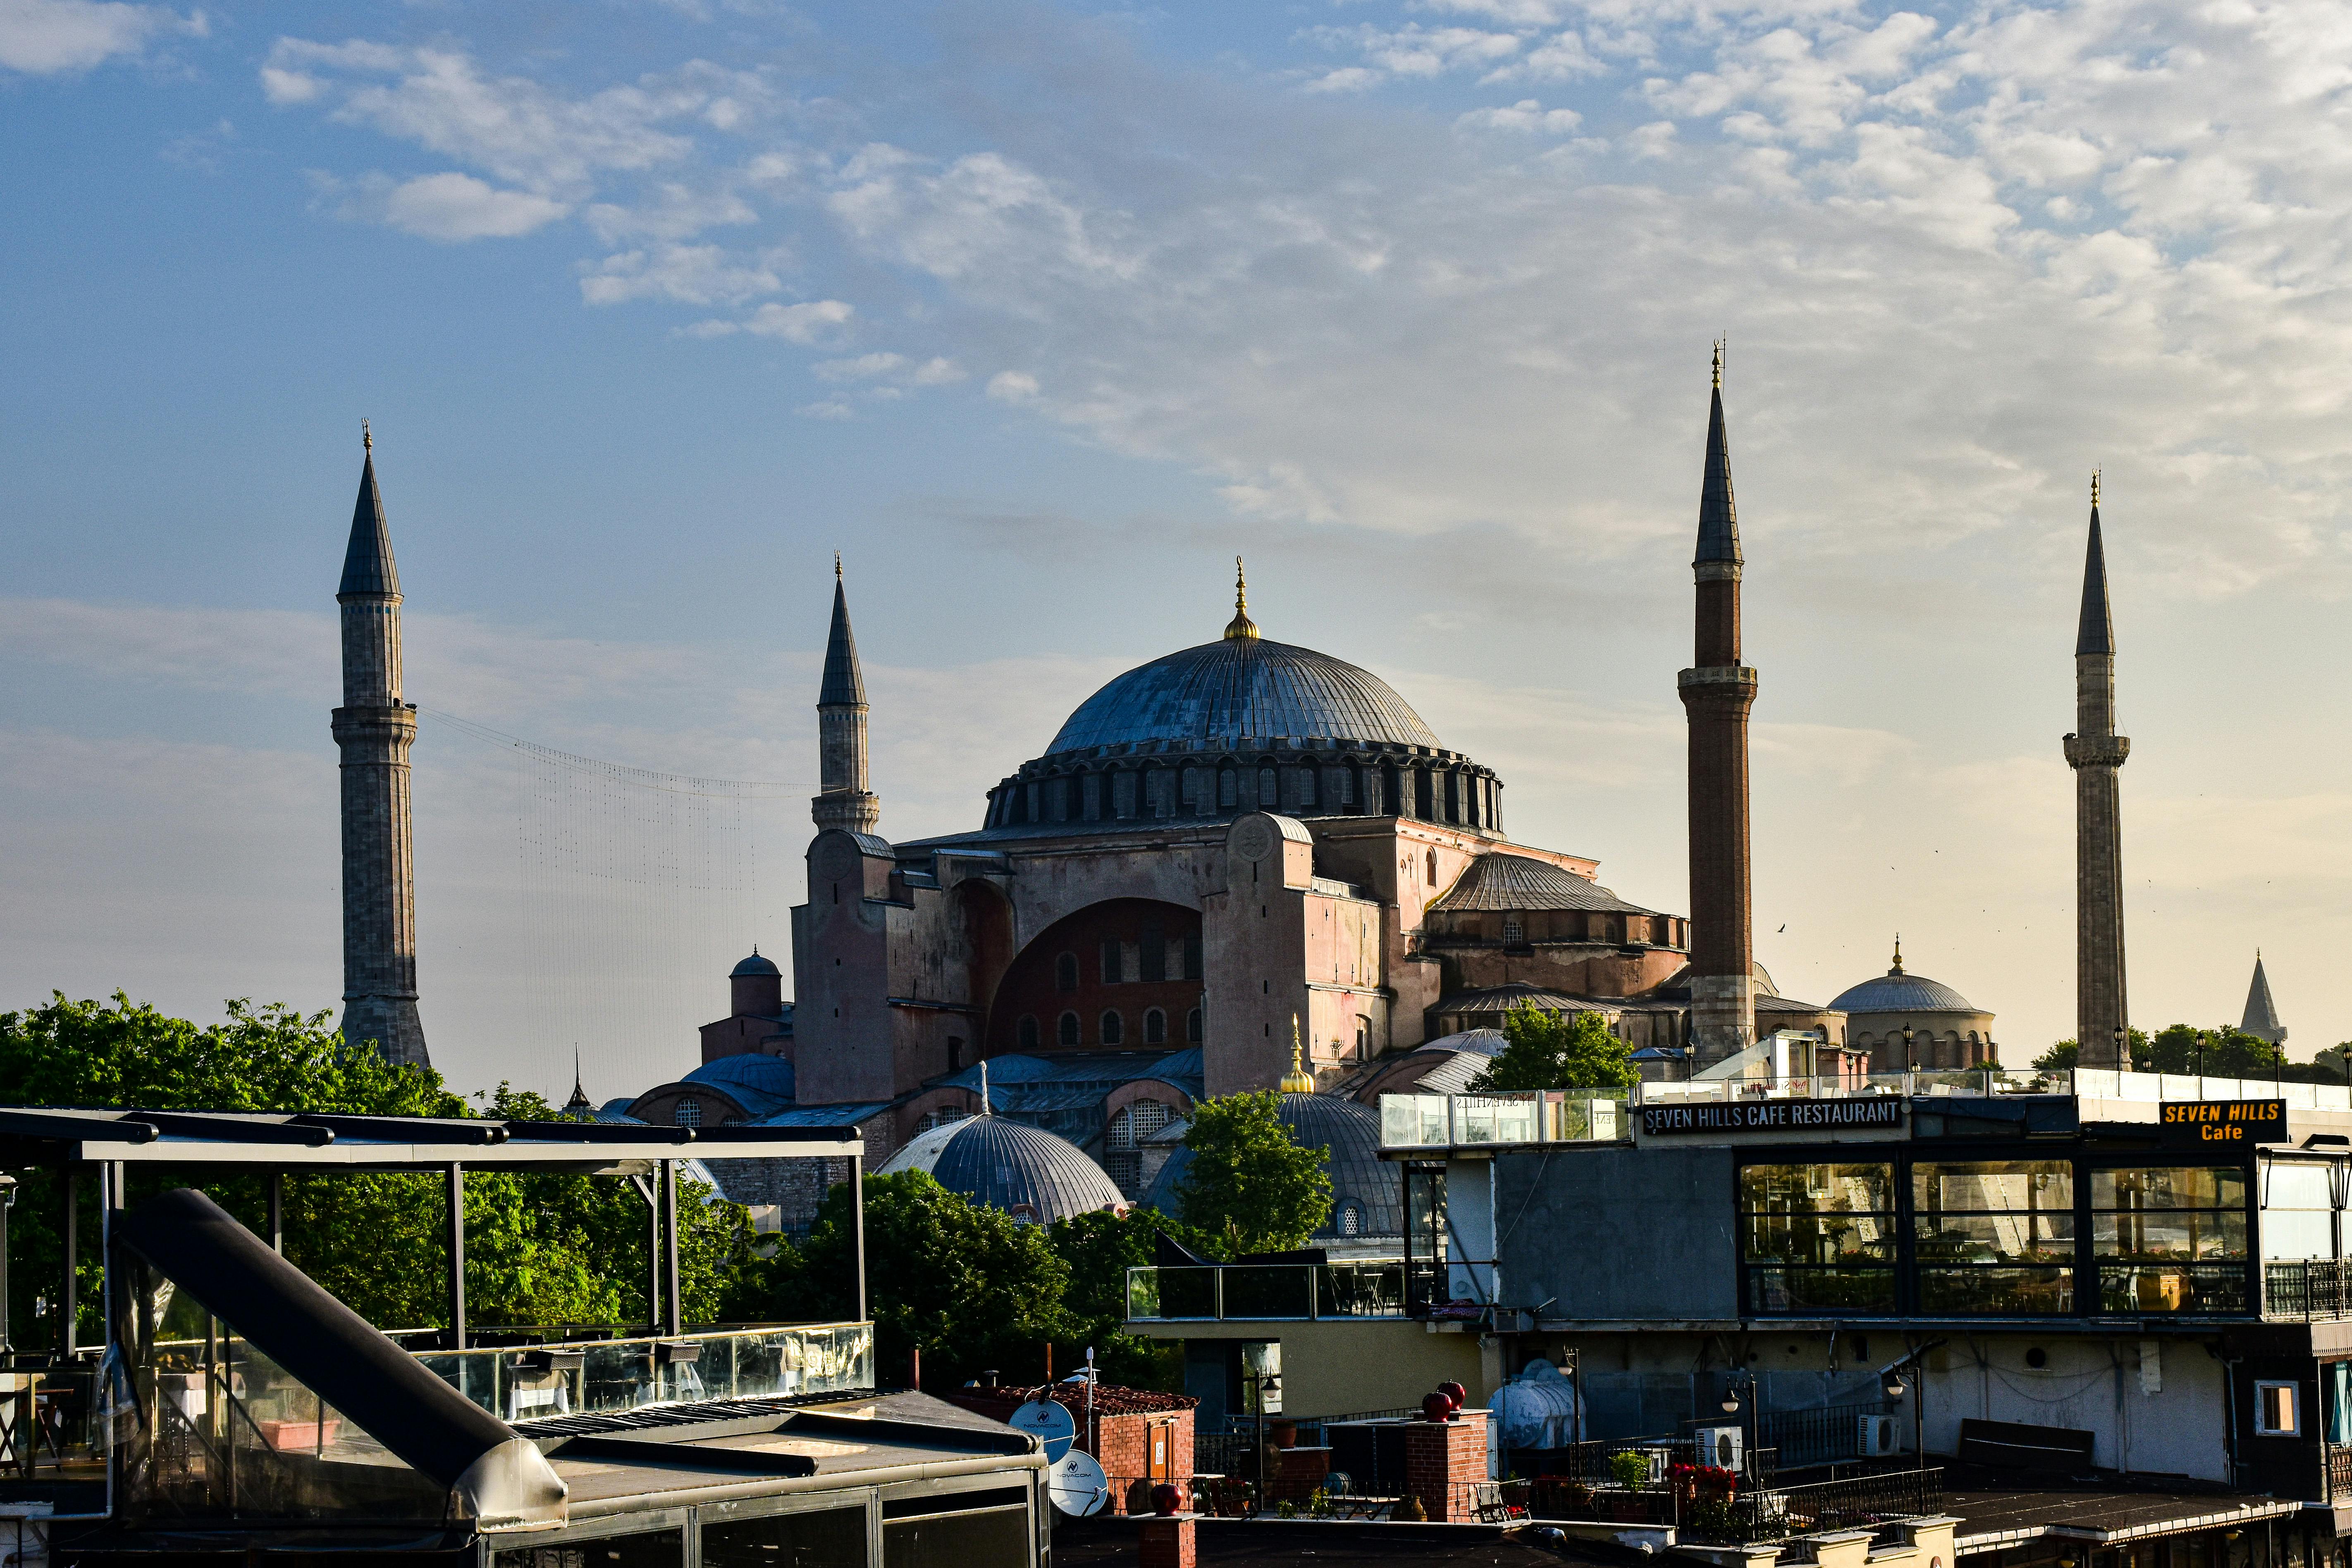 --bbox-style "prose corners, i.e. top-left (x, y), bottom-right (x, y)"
top-left (1220, 769), bottom-right (1238, 809)
top-left (1055, 952), bottom-right (1079, 991)
top-left (1100, 1010), bottom-right (1125, 1046)
top-left (1058, 1011), bottom-right (1081, 1048)
top-left (1101, 939), bottom-right (1125, 985)
top-left (674, 1096), bottom-right (702, 1128)
top-left (1502, 916), bottom-right (1524, 946)
top-left (1426, 849), bottom-right (1438, 885)
top-left (1259, 767), bottom-right (1278, 806)
top-left (1018, 1015), bottom-right (1040, 1050)
top-left (1354, 1018), bottom-right (1369, 1058)
top-left (1144, 1008), bottom-right (1167, 1045)
top-left (1187, 1007), bottom-right (1204, 1043)
top-left (1336, 1201), bottom-right (1362, 1237)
